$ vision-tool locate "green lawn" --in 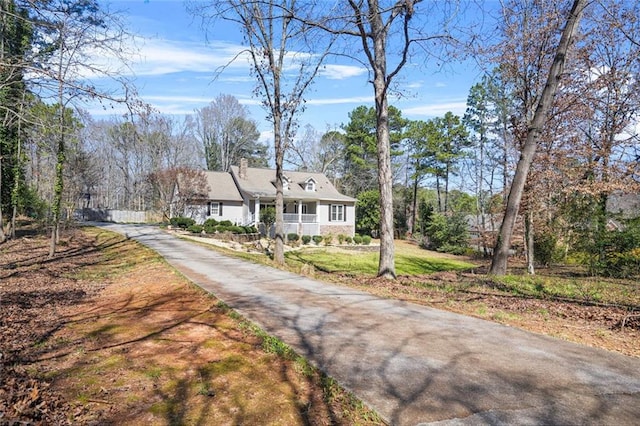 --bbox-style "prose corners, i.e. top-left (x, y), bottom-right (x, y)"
top-left (285, 241), bottom-right (475, 276)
